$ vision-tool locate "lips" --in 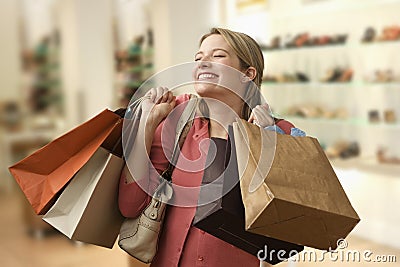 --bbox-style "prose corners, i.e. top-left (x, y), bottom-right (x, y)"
top-left (197, 72), bottom-right (219, 80)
